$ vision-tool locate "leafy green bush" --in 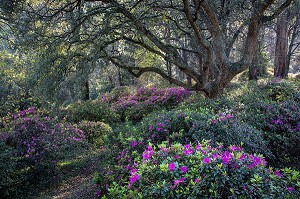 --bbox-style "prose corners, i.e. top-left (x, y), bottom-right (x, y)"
top-left (263, 79), bottom-right (300, 102)
top-left (194, 112), bottom-right (272, 159)
top-left (65, 100), bottom-right (120, 124)
top-left (76, 121), bottom-right (113, 145)
top-left (241, 100), bottom-right (300, 169)
top-left (0, 95), bottom-right (43, 118)
top-left (104, 86), bottom-right (132, 103)
top-left (0, 142), bottom-right (19, 197)
top-left (141, 109), bottom-right (211, 145)
top-left (95, 141), bottom-right (300, 198)
top-left (0, 107), bottom-right (88, 198)
top-left (140, 110), bottom-right (271, 159)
